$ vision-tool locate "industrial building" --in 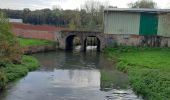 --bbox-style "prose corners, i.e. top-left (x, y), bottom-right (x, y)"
top-left (104, 8), bottom-right (170, 47)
